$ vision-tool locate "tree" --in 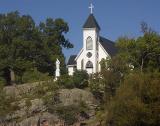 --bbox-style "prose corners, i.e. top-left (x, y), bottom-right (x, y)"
top-left (101, 56), bottom-right (130, 102)
top-left (116, 22), bottom-right (160, 72)
top-left (0, 11), bottom-right (38, 85)
top-left (103, 23), bottom-right (160, 126)
top-left (37, 18), bottom-right (73, 75)
top-left (0, 11), bottom-right (73, 85)
top-left (136, 23), bottom-right (160, 72)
